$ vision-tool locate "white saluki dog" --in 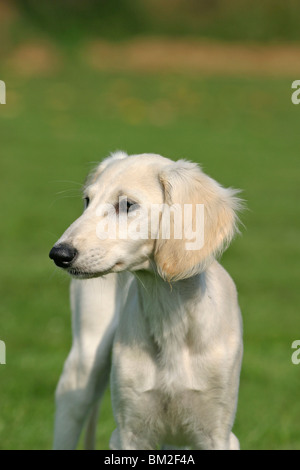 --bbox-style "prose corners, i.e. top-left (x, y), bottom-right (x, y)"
top-left (50, 151), bottom-right (243, 450)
